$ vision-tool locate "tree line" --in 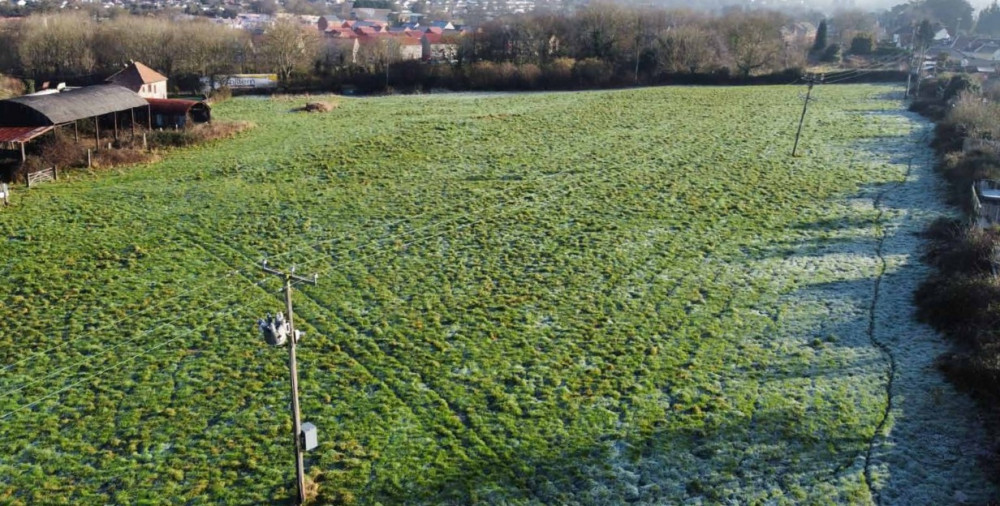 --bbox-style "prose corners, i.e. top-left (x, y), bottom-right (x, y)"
top-left (0, 5), bottom-right (920, 94)
top-left (0, 13), bottom-right (322, 88)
